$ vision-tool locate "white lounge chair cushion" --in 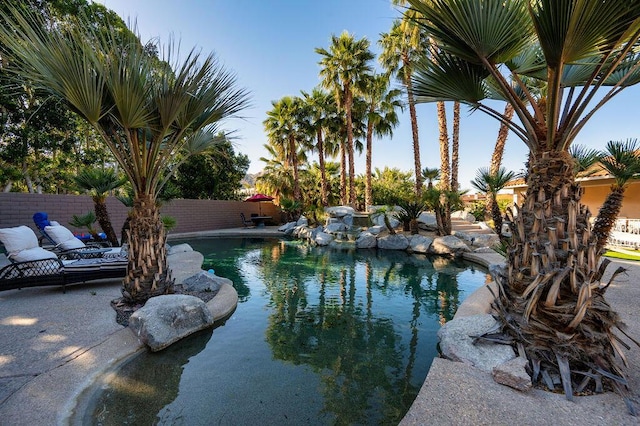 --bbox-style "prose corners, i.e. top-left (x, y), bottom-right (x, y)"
top-left (0, 225), bottom-right (39, 256)
top-left (11, 247), bottom-right (58, 262)
top-left (44, 225), bottom-right (86, 250)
